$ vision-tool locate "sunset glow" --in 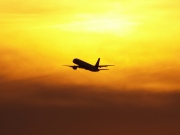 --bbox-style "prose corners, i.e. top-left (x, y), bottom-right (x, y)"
top-left (1, 1), bottom-right (180, 134)
top-left (0, 0), bottom-right (180, 90)
top-left (1, 0), bottom-right (180, 91)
